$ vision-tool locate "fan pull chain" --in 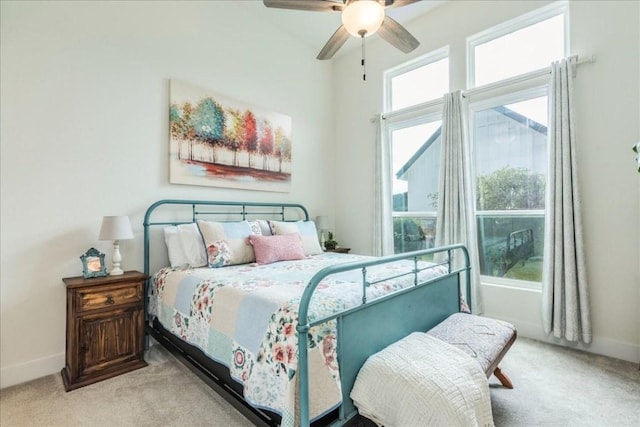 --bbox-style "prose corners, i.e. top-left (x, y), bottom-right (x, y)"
top-left (360, 33), bottom-right (367, 81)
